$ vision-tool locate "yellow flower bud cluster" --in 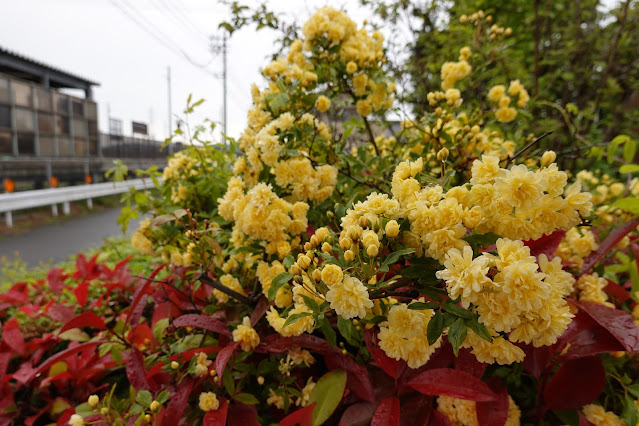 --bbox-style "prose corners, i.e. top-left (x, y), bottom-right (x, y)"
top-left (213, 274), bottom-right (245, 304)
top-left (575, 169), bottom-right (639, 224)
top-left (131, 218), bottom-right (154, 256)
top-left (378, 302), bottom-right (443, 368)
top-left (555, 227), bottom-right (598, 268)
top-left (440, 55), bottom-right (472, 90)
top-left (487, 80), bottom-right (529, 123)
top-left (273, 157), bottom-right (338, 202)
top-left (459, 10), bottom-right (485, 24)
top-left (576, 273), bottom-right (614, 308)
